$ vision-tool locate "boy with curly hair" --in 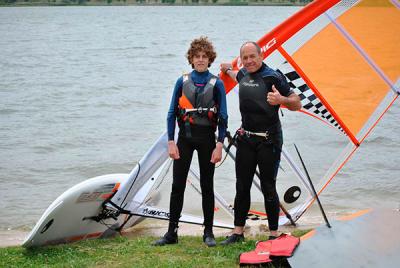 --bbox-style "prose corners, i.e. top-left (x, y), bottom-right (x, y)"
top-left (153, 36), bottom-right (228, 247)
